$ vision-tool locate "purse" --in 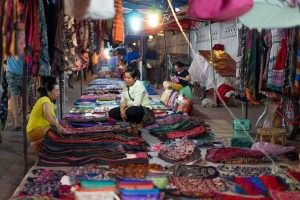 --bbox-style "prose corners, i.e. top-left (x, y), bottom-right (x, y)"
top-left (188, 0), bottom-right (254, 22)
top-left (160, 87), bottom-right (174, 106)
top-left (176, 95), bottom-right (192, 114)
